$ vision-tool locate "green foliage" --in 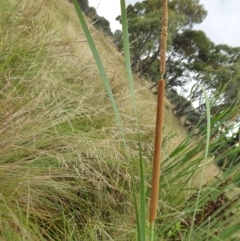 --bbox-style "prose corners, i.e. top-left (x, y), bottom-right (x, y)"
top-left (116, 1), bottom-right (161, 73)
top-left (87, 6), bottom-right (97, 18)
top-left (213, 127), bottom-right (240, 169)
top-left (78, 0), bottom-right (89, 14)
top-left (69, 0), bottom-right (89, 14)
top-left (115, 0), bottom-right (207, 79)
top-left (113, 29), bottom-right (123, 50)
top-left (172, 30), bottom-right (214, 71)
top-left (169, 0), bottom-right (207, 27)
top-left (115, 0), bottom-right (240, 120)
top-left (69, 0), bottom-right (112, 36)
top-left (92, 15), bottom-right (112, 35)
top-left (162, 127), bottom-right (177, 150)
top-left (155, 113), bottom-right (240, 240)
